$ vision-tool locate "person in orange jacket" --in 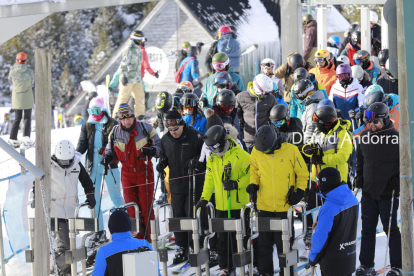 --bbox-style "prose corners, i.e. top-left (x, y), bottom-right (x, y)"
top-left (309, 49), bottom-right (337, 96)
